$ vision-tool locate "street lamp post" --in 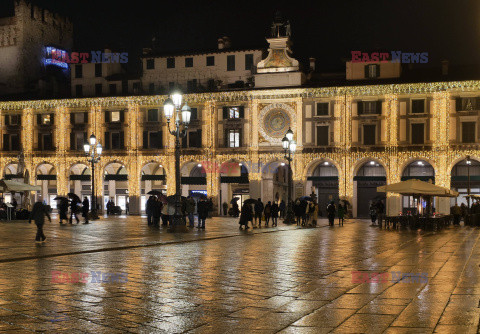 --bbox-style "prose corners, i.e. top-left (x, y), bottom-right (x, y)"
top-left (467, 155), bottom-right (471, 212)
top-left (163, 91), bottom-right (191, 232)
top-left (282, 128), bottom-right (296, 224)
top-left (83, 134), bottom-right (102, 220)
